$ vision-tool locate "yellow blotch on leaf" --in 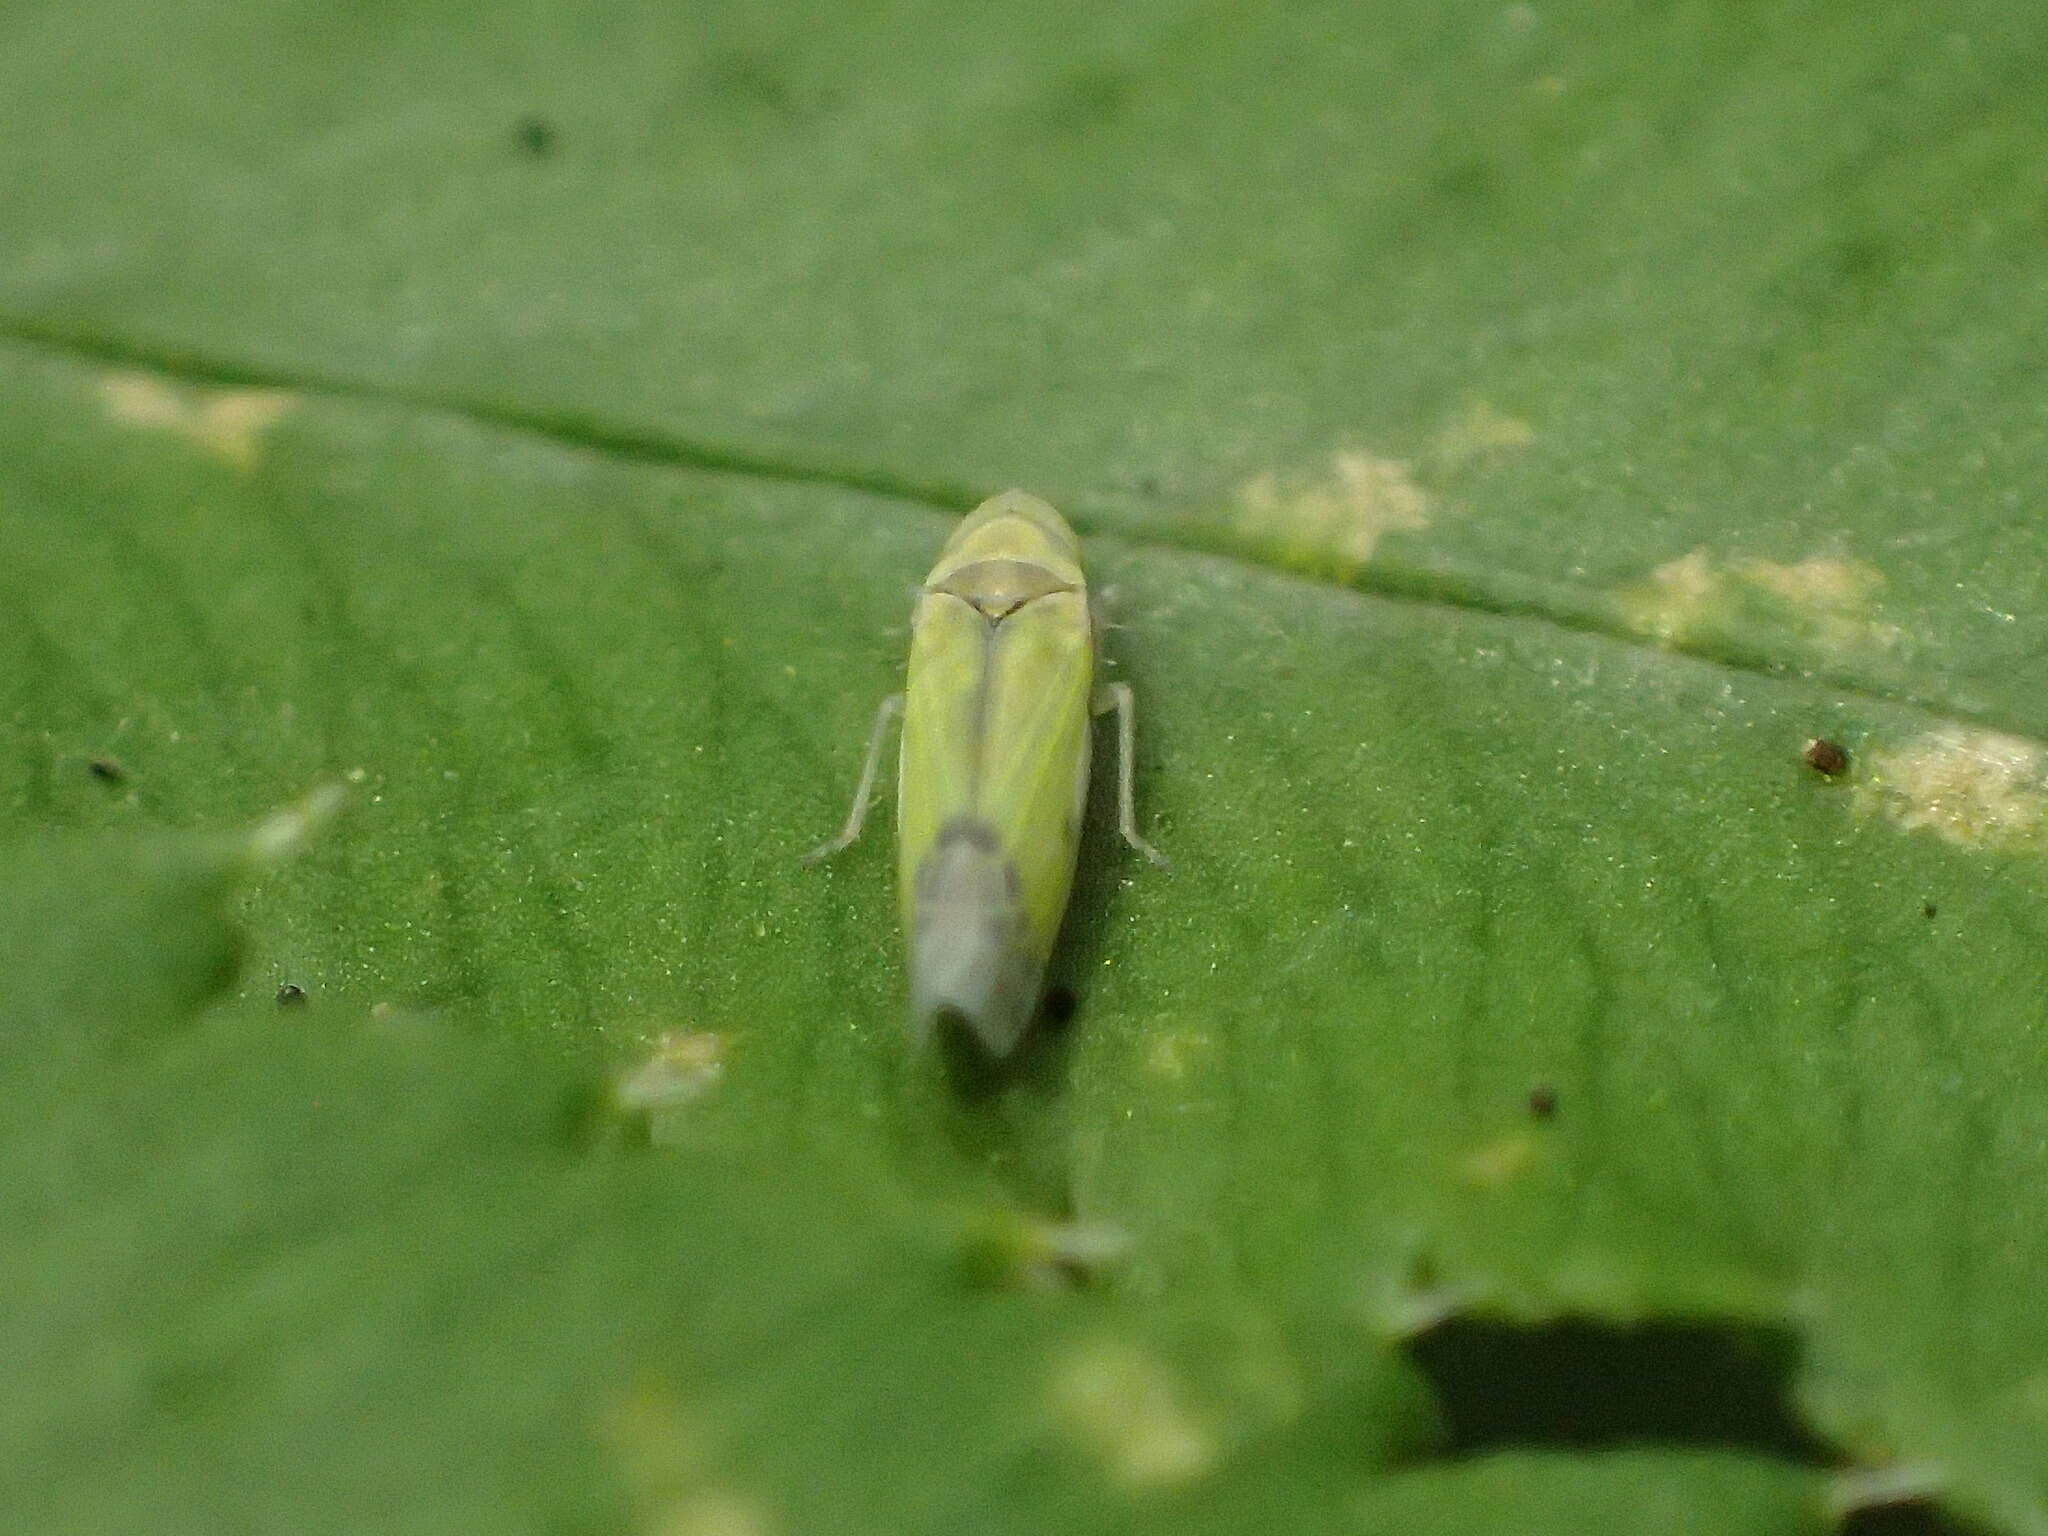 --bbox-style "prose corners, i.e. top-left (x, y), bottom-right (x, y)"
top-left (1460, 1132), bottom-right (1543, 1190)
top-left (1048, 1339), bottom-right (1217, 1493)
top-left (100, 371), bottom-right (297, 471)
top-left (1853, 728), bottom-right (2048, 853)
top-left (1233, 449), bottom-right (1429, 580)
